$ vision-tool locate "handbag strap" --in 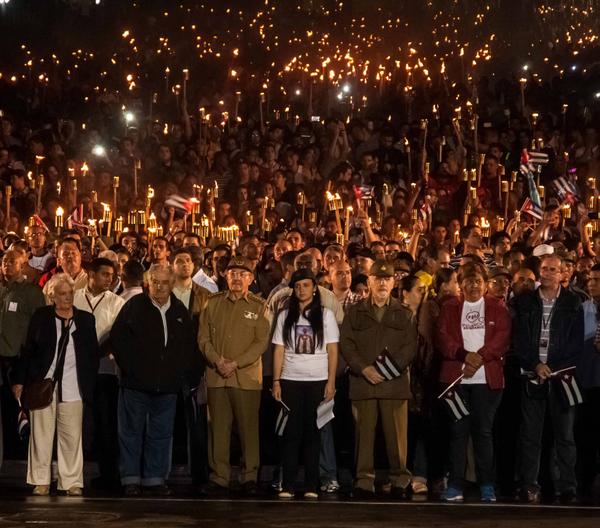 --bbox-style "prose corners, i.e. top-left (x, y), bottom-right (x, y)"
top-left (53, 317), bottom-right (73, 402)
